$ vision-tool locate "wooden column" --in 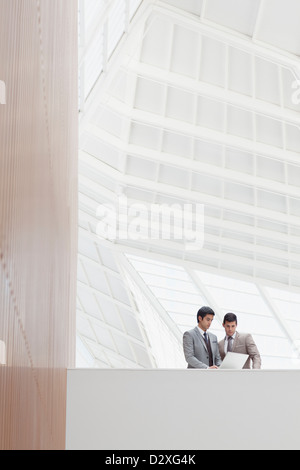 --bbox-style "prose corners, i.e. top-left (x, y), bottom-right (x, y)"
top-left (0, 0), bottom-right (78, 450)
